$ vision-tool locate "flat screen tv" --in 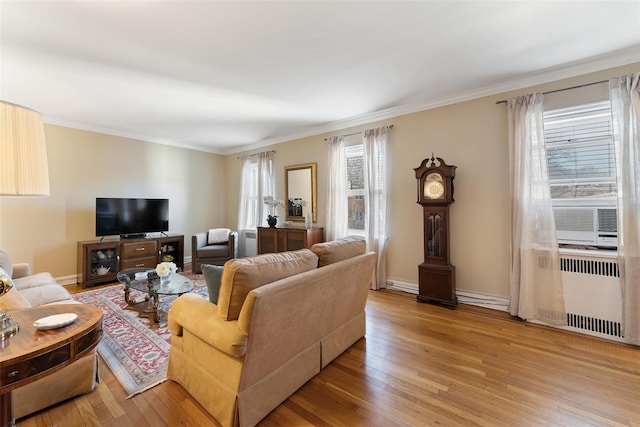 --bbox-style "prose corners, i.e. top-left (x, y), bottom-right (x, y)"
top-left (96, 198), bottom-right (169, 238)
